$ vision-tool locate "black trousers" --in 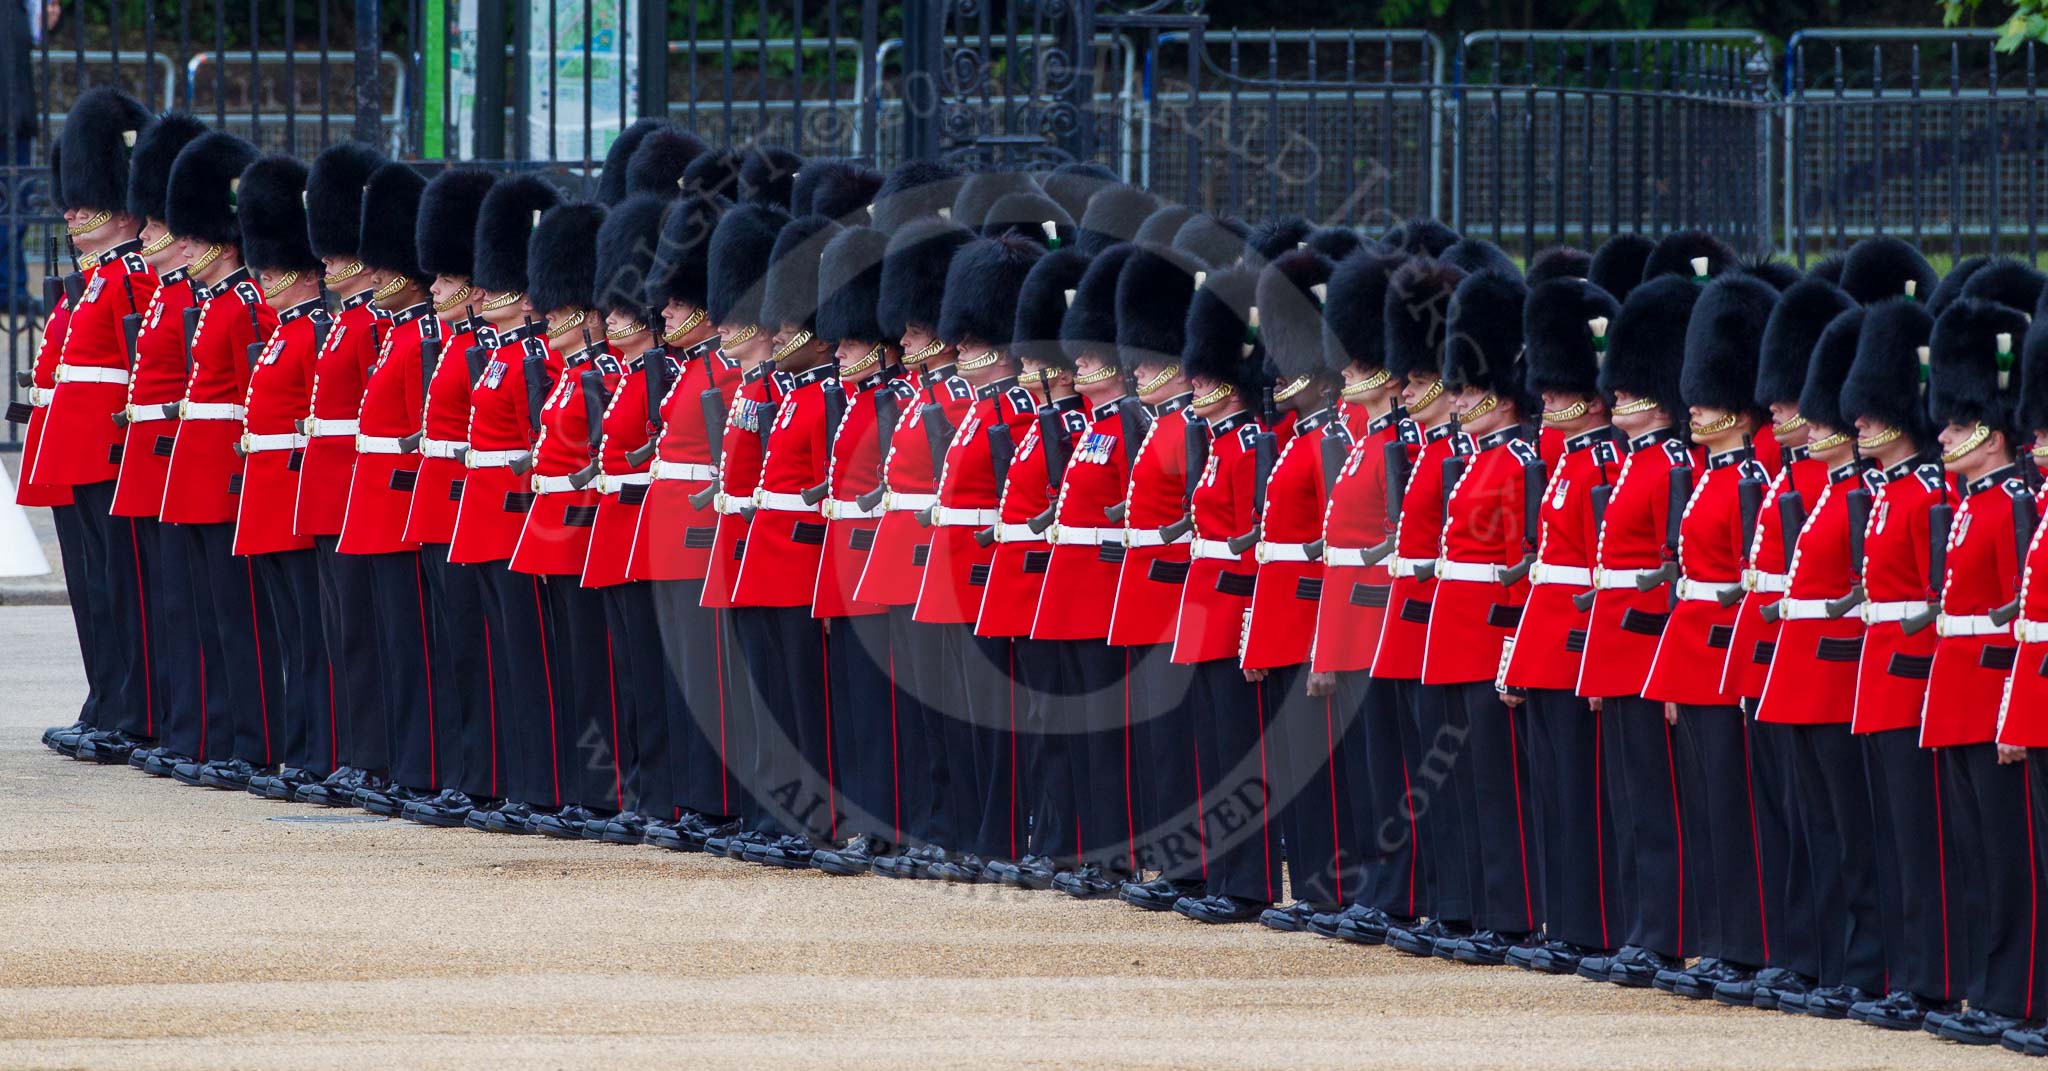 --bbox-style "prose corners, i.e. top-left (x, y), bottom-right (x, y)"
top-left (50, 500), bottom-right (96, 728)
top-left (313, 535), bottom-right (383, 774)
top-left (421, 542), bottom-right (501, 800)
top-left (544, 576), bottom-right (621, 813)
top-left (125, 514), bottom-right (169, 739)
top-left (1523, 688), bottom-right (1621, 950)
top-left (1444, 680), bottom-right (1538, 935)
top-left (1408, 682), bottom-right (1474, 925)
top-left (1673, 705), bottom-right (1770, 969)
top-left (1189, 657), bottom-right (1281, 903)
top-left (1015, 636), bottom-right (1073, 867)
top-left (145, 516), bottom-right (206, 759)
top-left (1749, 711), bottom-right (1822, 979)
top-left (924, 623), bottom-right (982, 854)
top-left (826, 611), bottom-right (898, 844)
top-left (963, 629), bottom-right (1026, 862)
top-left (1864, 726), bottom-right (1968, 1002)
top-left (67, 481), bottom-right (150, 736)
top-left (651, 580), bottom-right (738, 820)
top-left (1055, 639), bottom-right (1134, 872)
top-left (1326, 671), bottom-right (1386, 908)
top-left (1603, 694), bottom-right (1690, 958)
top-left (1362, 678), bottom-right (1428, 921)
top-left (601, 581), bottom-right (673, 818)
top-left (1784, 721), bottom-right (1887, 990)
top-left (251, 548), bottom-right (331, 777)
top-left (731, 604), bottom-right (833, 839)
top-left (363, 550), bottom-right (436, 791)
top-left (898, 614), bottom-right (963, 848)
top-left (180, 521), bottom-right (280, 766)
top-left (1943, 743), bottom-right (2045, 1019)
top-left (475, 562), bottom-right (561, 807)
top-left (1130, 644), bottom-right (1202, 881)
top-left (1263, 663), bottom-right (1347, 908)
